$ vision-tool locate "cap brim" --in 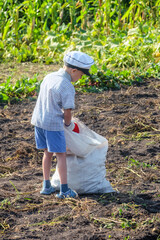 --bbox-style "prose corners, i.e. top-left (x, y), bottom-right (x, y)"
top-left (81, 68), bottom-right (91, 76)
